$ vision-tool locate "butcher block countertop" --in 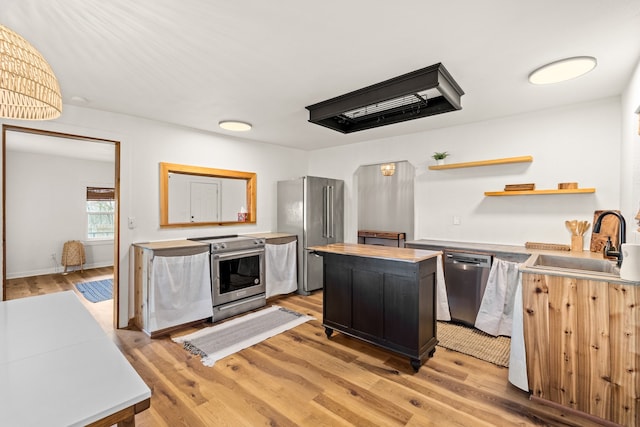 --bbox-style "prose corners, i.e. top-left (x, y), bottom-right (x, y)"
top-left (407, 239), bottom-right (640, 284)
top-left (406, 238), bottom-right (615, 260)
top-left (245, 232), bottom-right (296, 239)
top-left (132, 239), bottom-right (208, 250)
top-left (310, 243), bottom-right (441, 263)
